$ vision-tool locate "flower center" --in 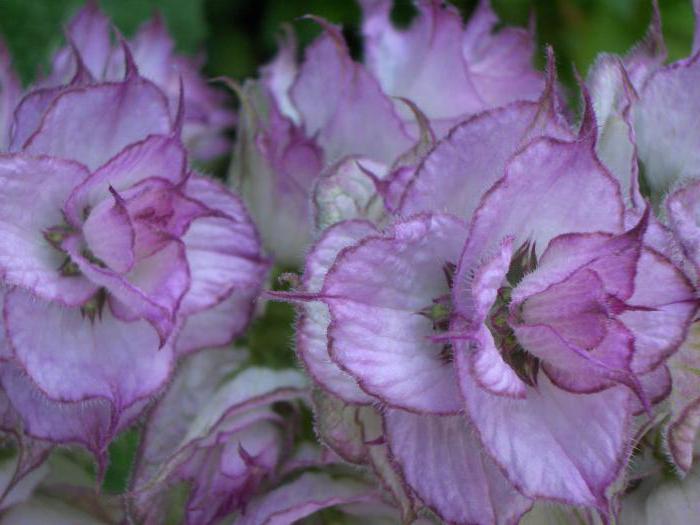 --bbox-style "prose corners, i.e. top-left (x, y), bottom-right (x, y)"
top-left (487, 241), bottom-right (541, 387)
top-left (417, 262), bottom-right (456, 363)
